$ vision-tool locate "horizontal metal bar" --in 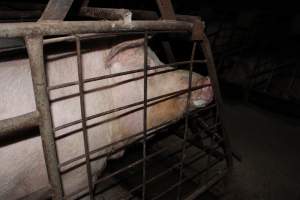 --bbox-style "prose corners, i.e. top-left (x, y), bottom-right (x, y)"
top-left (94, 148), bottom-right (166, 187)
top-left (49, 68), bottom-right (181, 103)
top-left (79, 7), bottom-right (132, 21)
top-left (58, 119), bottom-right (176, 169)
top-left (66, 134), bottom-right (211, 200)
top-left (0, 20), bottom-right (193, 38)
top-left (54, 84), bottom-right (209, 136)
top-left (0, 111), bottom-right (40, 139)
top-left (48, 60), bottom-right (206, 91)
